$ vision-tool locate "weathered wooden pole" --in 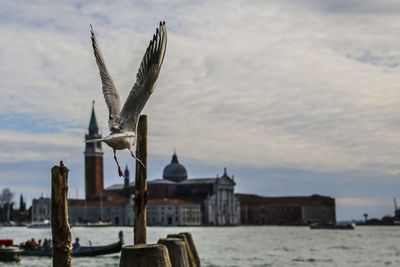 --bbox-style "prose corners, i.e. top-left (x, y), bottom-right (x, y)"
top-left (180, 233), bottom-right (200, 267)
top-left (120, 244), bottom-right (172, 267)
top-left (167, 234), bottom-right (197, 267)
top-left (134, 115), bottom-right (148, 245)
top-left (51, 161), bottom-right (72, 267)
top-left (158, 238), bottom-right (189, 267)
top-left (120, 115), bottom-right (173, 267)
